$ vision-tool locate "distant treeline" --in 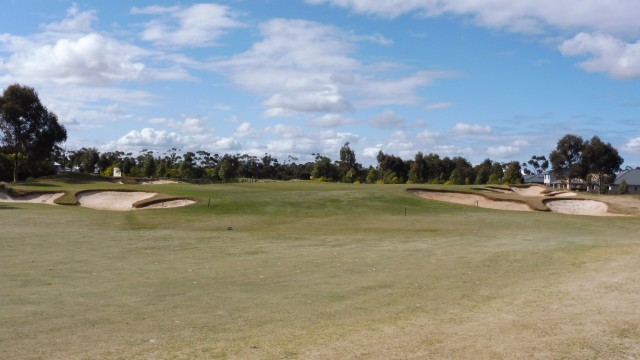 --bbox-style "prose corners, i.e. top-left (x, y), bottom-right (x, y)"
top-left (0, 142), bottom-right (530, 185)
